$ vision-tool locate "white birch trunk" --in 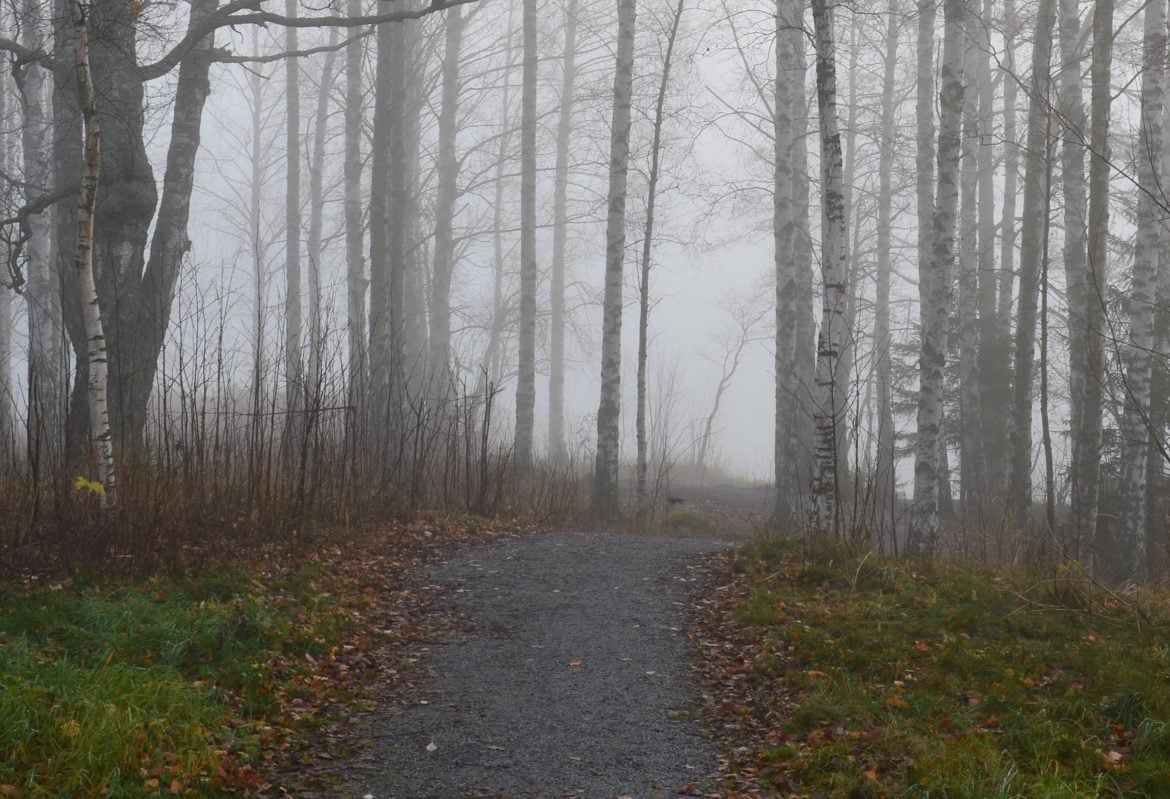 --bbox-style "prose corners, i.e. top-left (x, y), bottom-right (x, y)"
top-left (593, 0), bottom-right (637, 518)
top-left (909, 0), bottom-right (964, 557)
top-left (72, 0), bottom-right (115, 506)
top-left (810, 0), bottom-right (849, 533)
